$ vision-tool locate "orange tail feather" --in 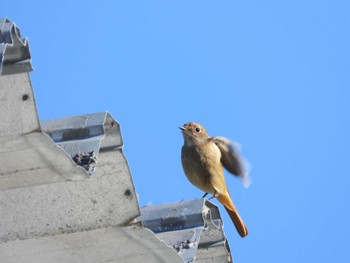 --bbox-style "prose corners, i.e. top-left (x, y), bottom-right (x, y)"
top-left (216, 192), bottom-right (248, 238)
